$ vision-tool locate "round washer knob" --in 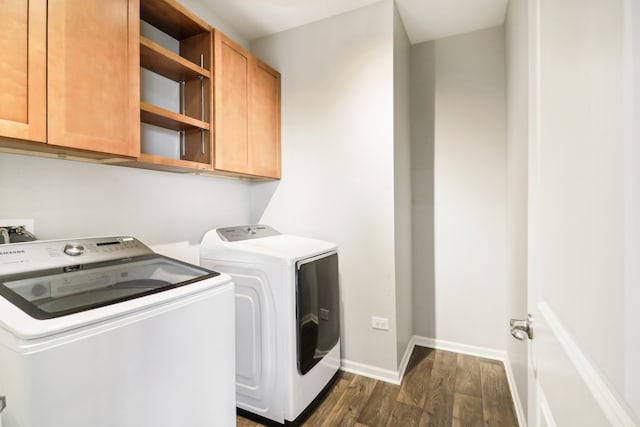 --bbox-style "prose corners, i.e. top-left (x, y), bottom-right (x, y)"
top-left (63, 243), bottom-right (85, 256)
